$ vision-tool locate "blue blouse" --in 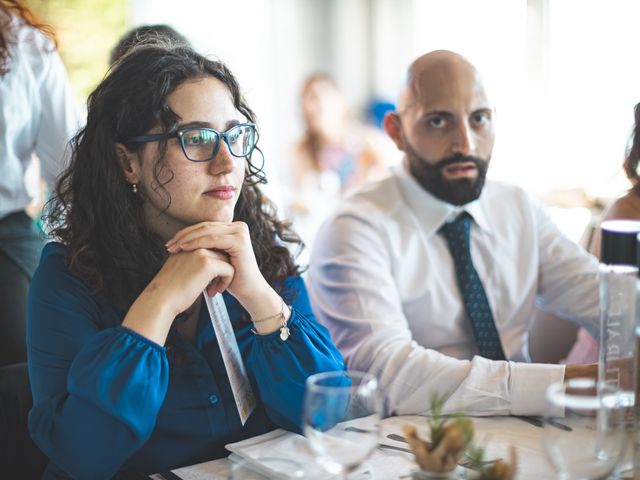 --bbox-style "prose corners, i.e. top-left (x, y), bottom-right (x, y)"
top-left (27, 242), bottom-right (345, 479)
